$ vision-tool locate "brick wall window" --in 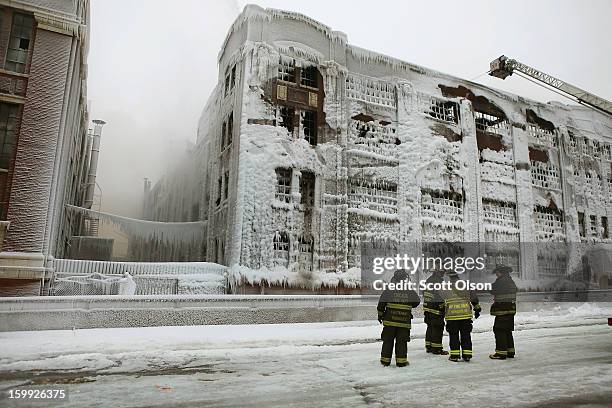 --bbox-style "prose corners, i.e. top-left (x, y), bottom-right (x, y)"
top-left (0, 102), bottom-right (19, 170)
top-left (5, 13), bottom-right (34, 73)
